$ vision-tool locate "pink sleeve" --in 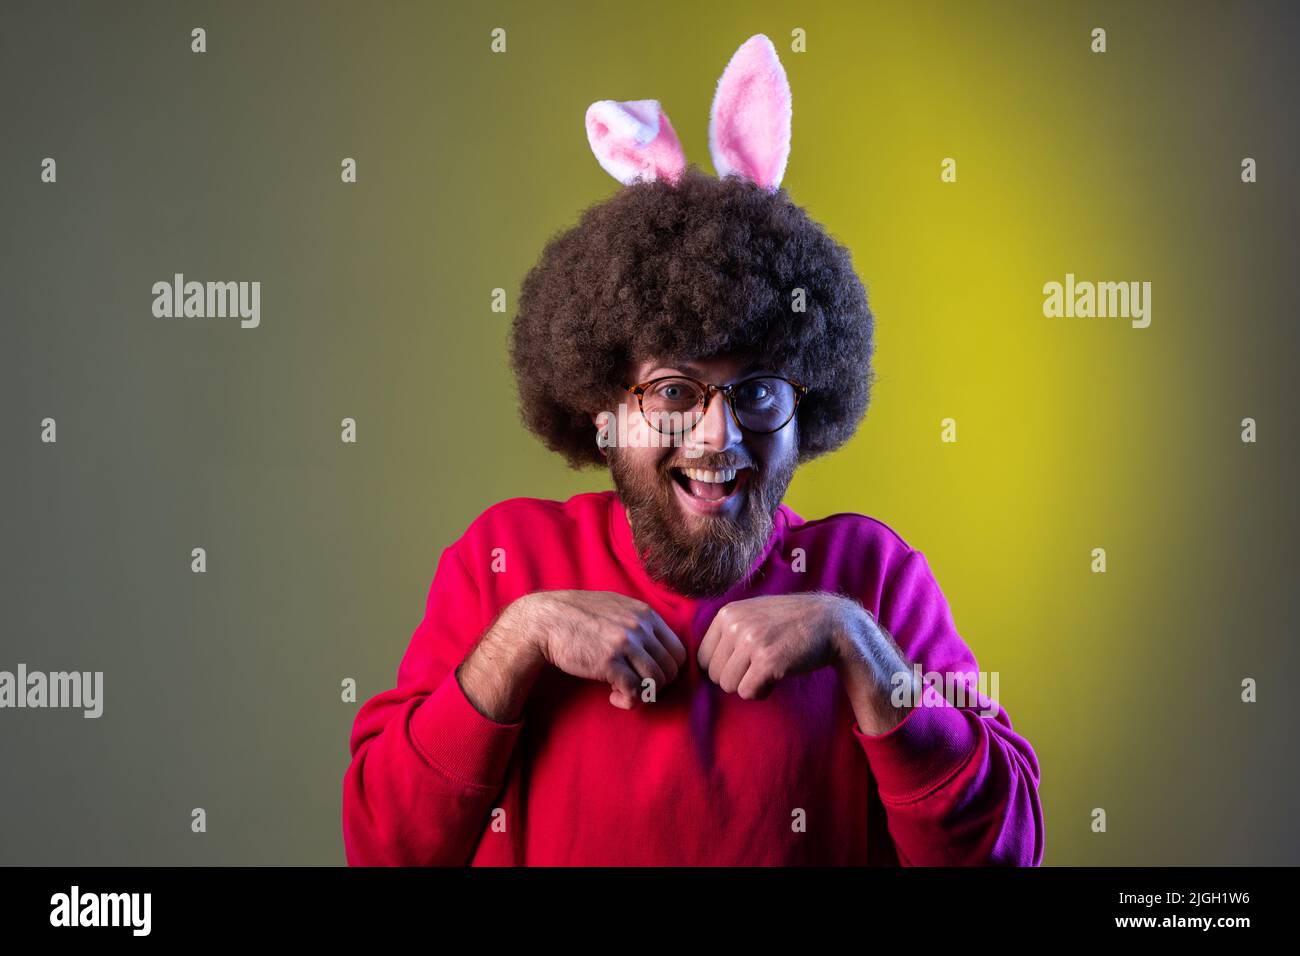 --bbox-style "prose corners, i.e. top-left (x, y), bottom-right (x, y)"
top-left (852, 549), bottom-right (1045, 866)
top-left (342, 543), bottom-right (524, 866)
